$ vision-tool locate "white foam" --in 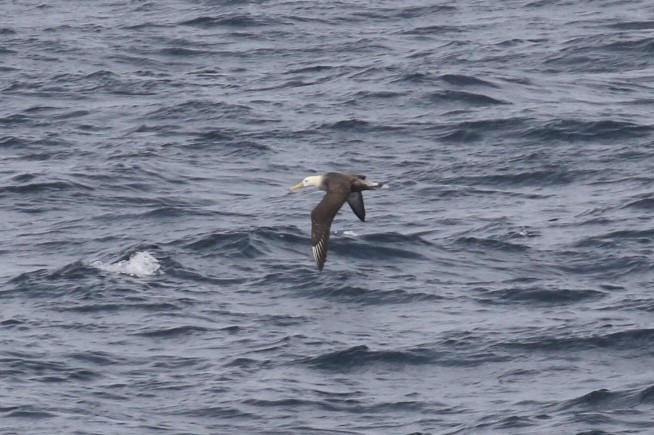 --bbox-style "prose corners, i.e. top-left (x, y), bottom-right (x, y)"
top-left (343, 230), bottom-right (359, 237)
top-left (91, 251), bottom-right (161, 277)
